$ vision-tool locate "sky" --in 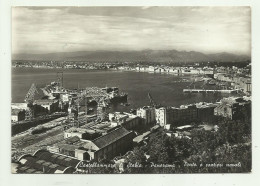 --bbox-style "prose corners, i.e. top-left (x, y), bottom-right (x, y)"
top-left (12, 6), bottom-right (251, 55)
